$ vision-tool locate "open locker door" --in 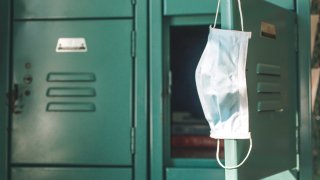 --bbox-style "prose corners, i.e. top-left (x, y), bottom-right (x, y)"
top-left (224, 1), bottom-right (298, 179)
